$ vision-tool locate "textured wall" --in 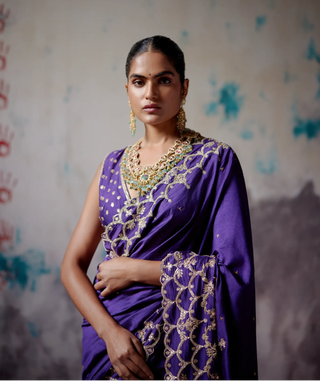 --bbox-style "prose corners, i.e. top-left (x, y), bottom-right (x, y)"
top-left (0, 0), bottom-right (319, 379)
